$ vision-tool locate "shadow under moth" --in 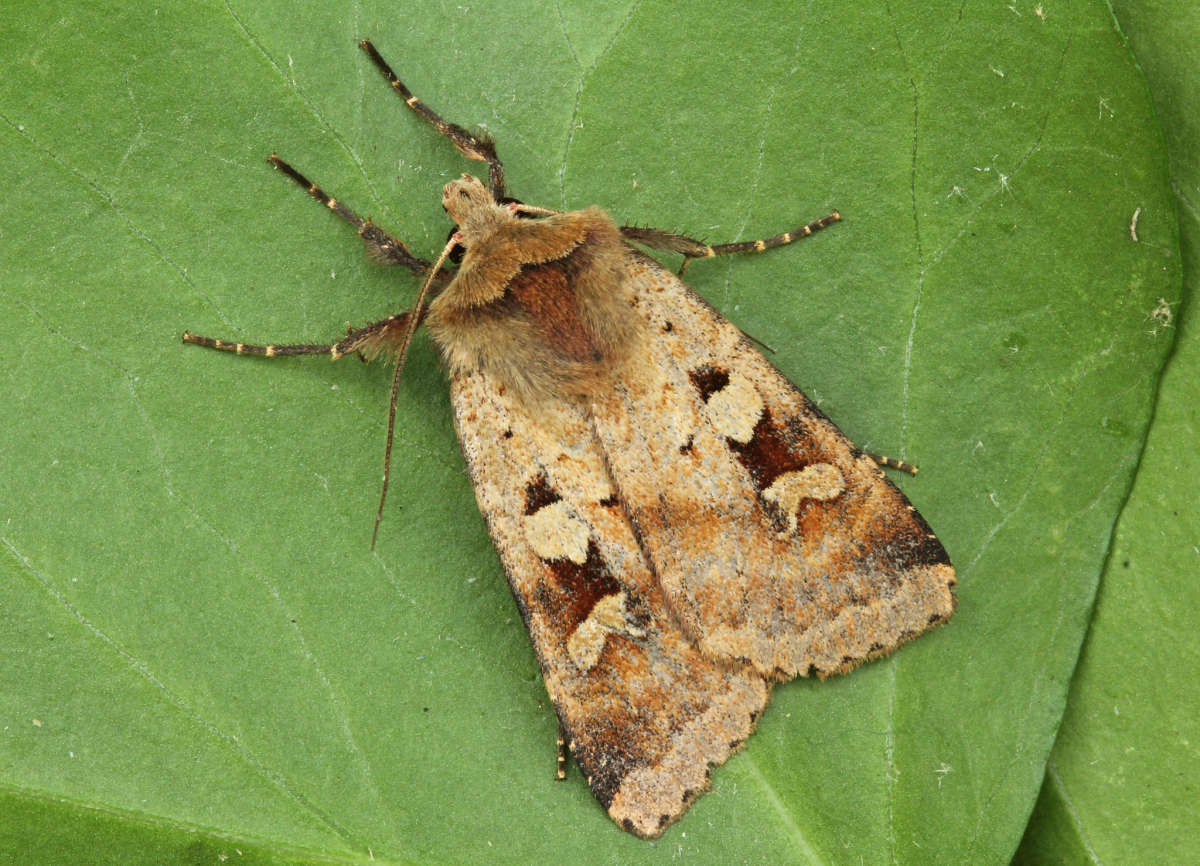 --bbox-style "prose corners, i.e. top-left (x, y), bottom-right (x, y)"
top-left (183, 41), bottom-right (957, 839)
